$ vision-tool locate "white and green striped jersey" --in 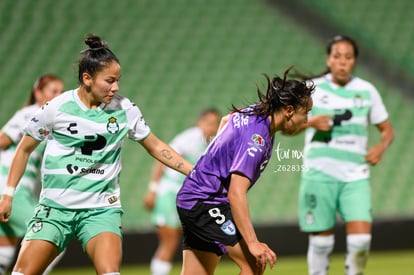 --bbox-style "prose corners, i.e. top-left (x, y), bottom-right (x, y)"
top-left (159, 127), bottom-right (207, 190)
top-left (1, 104), bottom-right (44, 197)
top-left (24, 89), bottom-right (151, 209)
top-left (303, 74), bottom-right (389, 182)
